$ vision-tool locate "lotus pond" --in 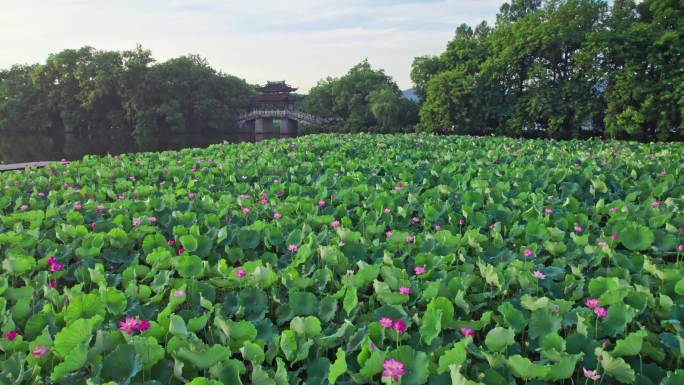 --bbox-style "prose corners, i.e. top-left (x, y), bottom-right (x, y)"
top-left (0, 134), bottom-right (683, 385)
